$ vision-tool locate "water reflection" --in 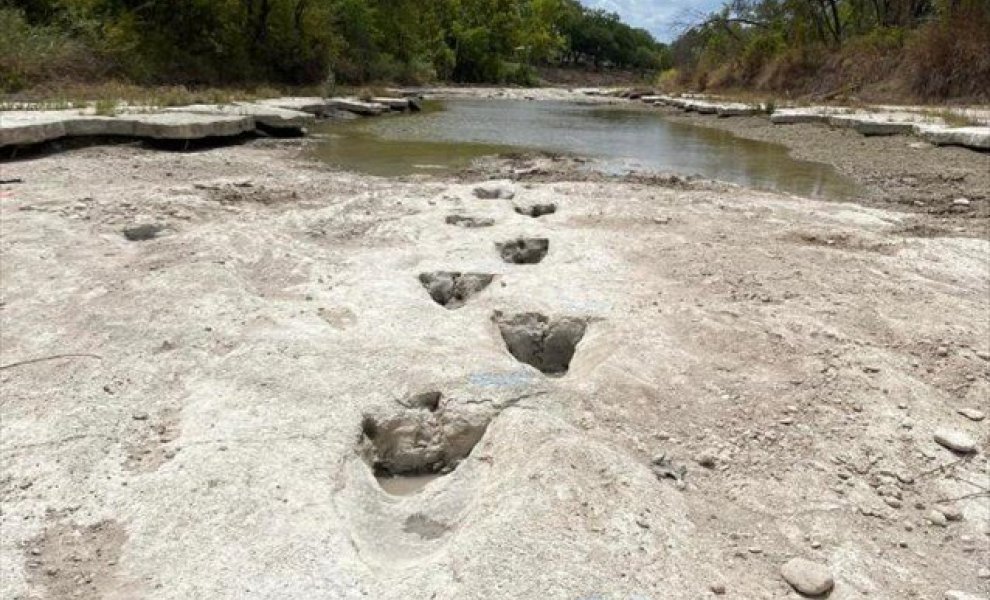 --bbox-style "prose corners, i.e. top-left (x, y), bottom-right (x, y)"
top-left (311, 99), bottom-right (861, 199)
